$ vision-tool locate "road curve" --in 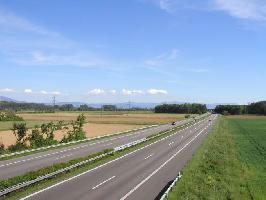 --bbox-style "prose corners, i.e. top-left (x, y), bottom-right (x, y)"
top-left (21, 115), bottom-right (217, 200)
top-left (0, 118), bottom-right (193, 180)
